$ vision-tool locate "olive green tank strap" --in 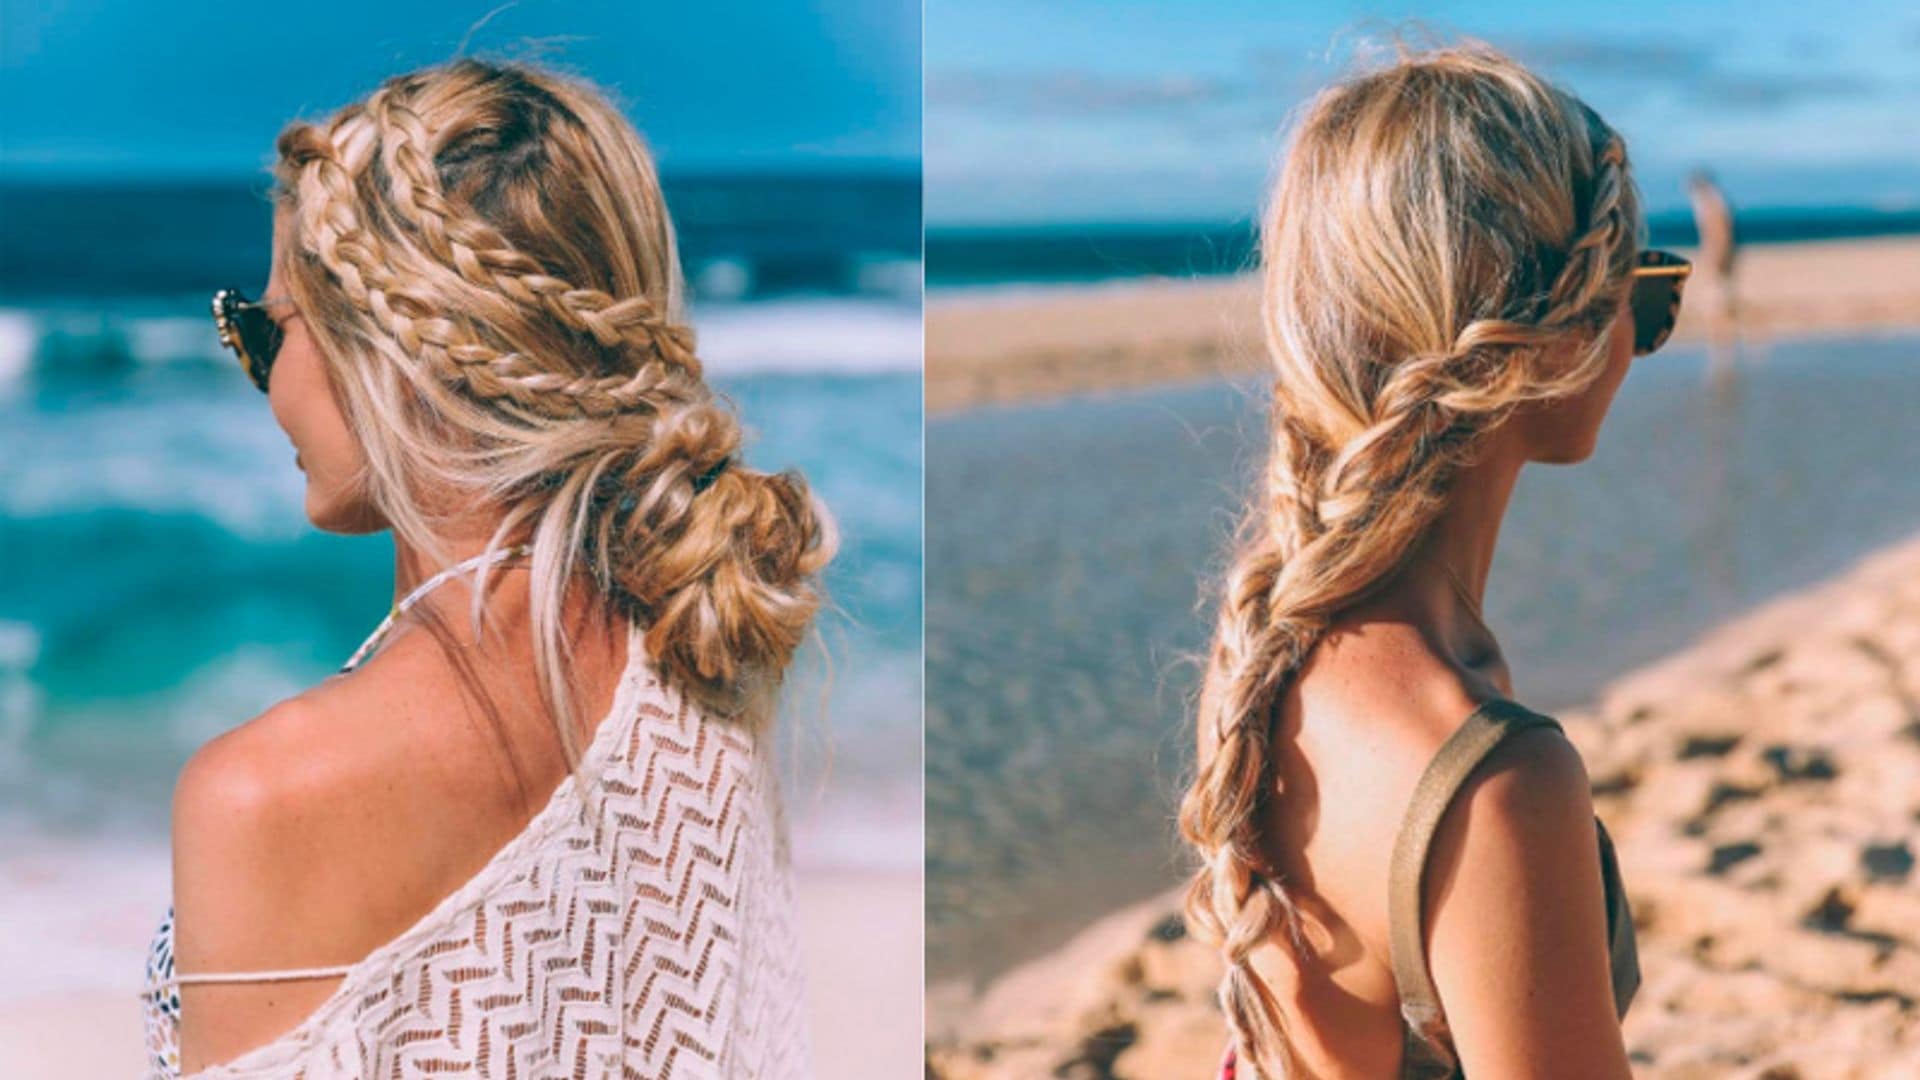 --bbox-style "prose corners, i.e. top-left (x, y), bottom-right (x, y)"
top-left (1387, 698), bottom-right (1566, 1076)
